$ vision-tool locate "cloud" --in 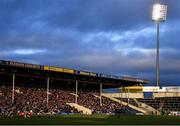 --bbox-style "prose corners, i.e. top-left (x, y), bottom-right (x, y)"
top-left (14, 49), bottom-right (46, 55)
top-left (0, 0), bottom-right (180, 86)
